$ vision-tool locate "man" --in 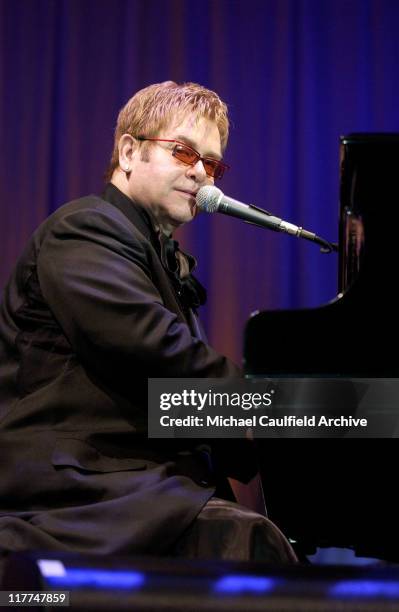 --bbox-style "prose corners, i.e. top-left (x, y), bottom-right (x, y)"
top-left (0, 82), bottom-right (296, 563)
